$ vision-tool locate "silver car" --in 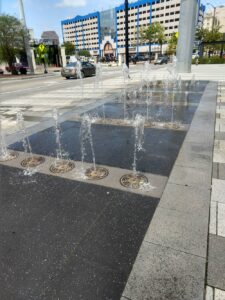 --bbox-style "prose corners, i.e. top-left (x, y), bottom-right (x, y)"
top-left (61, 61), bottom-right (96, 79)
